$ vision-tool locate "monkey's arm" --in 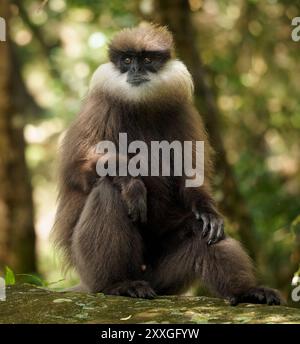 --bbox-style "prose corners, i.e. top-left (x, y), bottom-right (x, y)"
top-left (174, 106), bottom-right (225, 244)
top-left (61, 141), bottom-right (148, 222)
top-left (92, 152), bottom-right (148, 223)
top-left (59, 140), bottom-right (100, 194)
